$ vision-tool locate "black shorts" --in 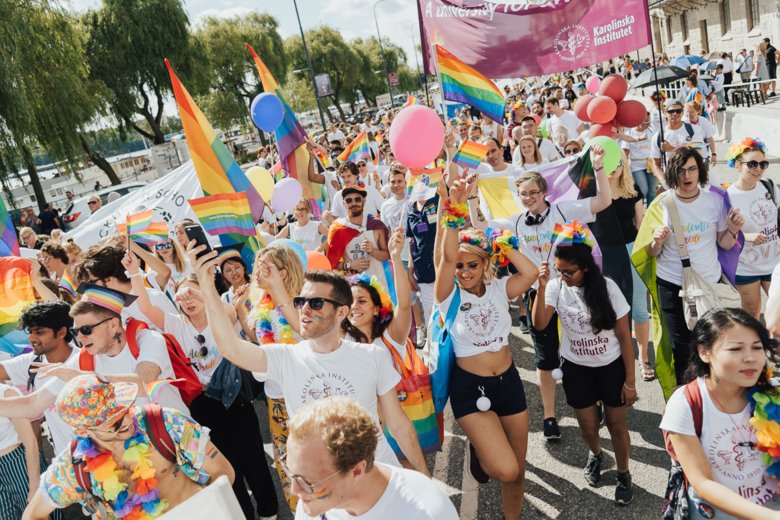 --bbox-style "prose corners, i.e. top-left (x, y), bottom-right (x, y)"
top-left (524, 289), bottom-right (560, 371)
top-left (450, 363), bottom-right (527, 419)
top-left (561, 356), bottom-right (626, 409)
